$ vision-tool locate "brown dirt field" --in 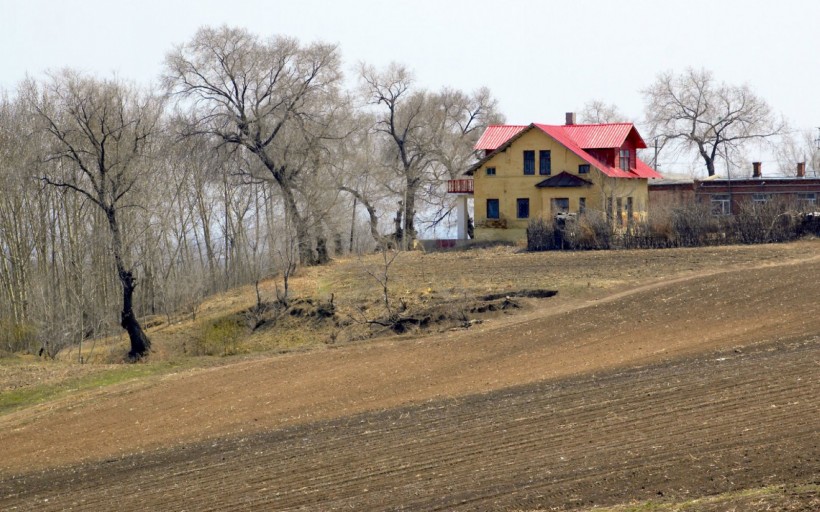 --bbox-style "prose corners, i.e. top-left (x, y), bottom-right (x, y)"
top-left (2, 337), bottom-right (818, 511)
top-left (1, 243), bottom-right (819, 510)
